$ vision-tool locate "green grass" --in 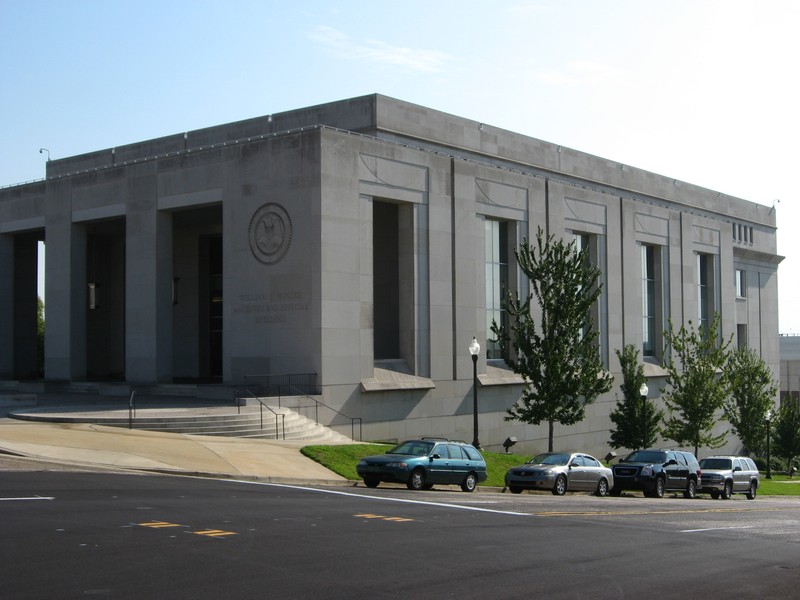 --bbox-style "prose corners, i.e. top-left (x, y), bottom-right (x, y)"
top-left (301, 444), bottom-right (800, 495)
top-left (301, 444), bottom-right (392, 481)
top-left (301, 444), bottom-right (537, 488)
top-left (756, 474), bottom-right (800, 496)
